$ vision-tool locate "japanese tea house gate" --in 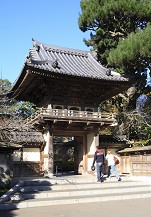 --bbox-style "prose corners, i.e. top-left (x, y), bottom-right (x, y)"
top-left (8, 39), bottom-right (131, 177)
